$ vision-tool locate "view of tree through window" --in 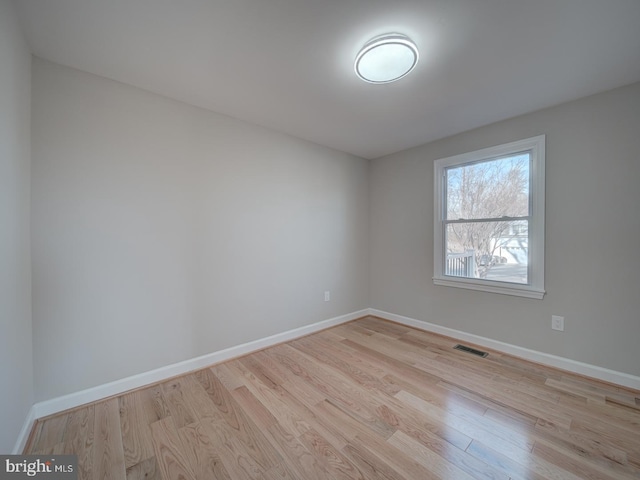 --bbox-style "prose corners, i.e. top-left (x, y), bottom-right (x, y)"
top-left (444, 152), bottom-right (531, 284)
